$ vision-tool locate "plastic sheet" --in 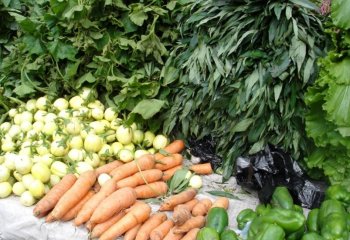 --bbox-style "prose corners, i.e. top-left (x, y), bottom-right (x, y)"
top-left (188, 137), bottom-right (222, 170)
top-left (235, 144), bottom-right (328, 209)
